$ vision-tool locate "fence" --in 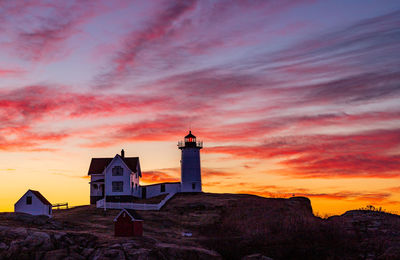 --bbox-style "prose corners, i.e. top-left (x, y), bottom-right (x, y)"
top-left (96, 192), bottom-right (176, 211)
top-left (52, 202), bottom-right (68, 209)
